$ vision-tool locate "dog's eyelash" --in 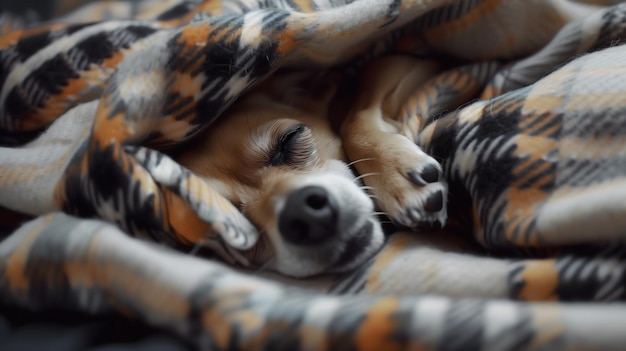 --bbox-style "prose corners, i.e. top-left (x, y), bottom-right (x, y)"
top-left (268, 124), bottom-right (315, 166)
